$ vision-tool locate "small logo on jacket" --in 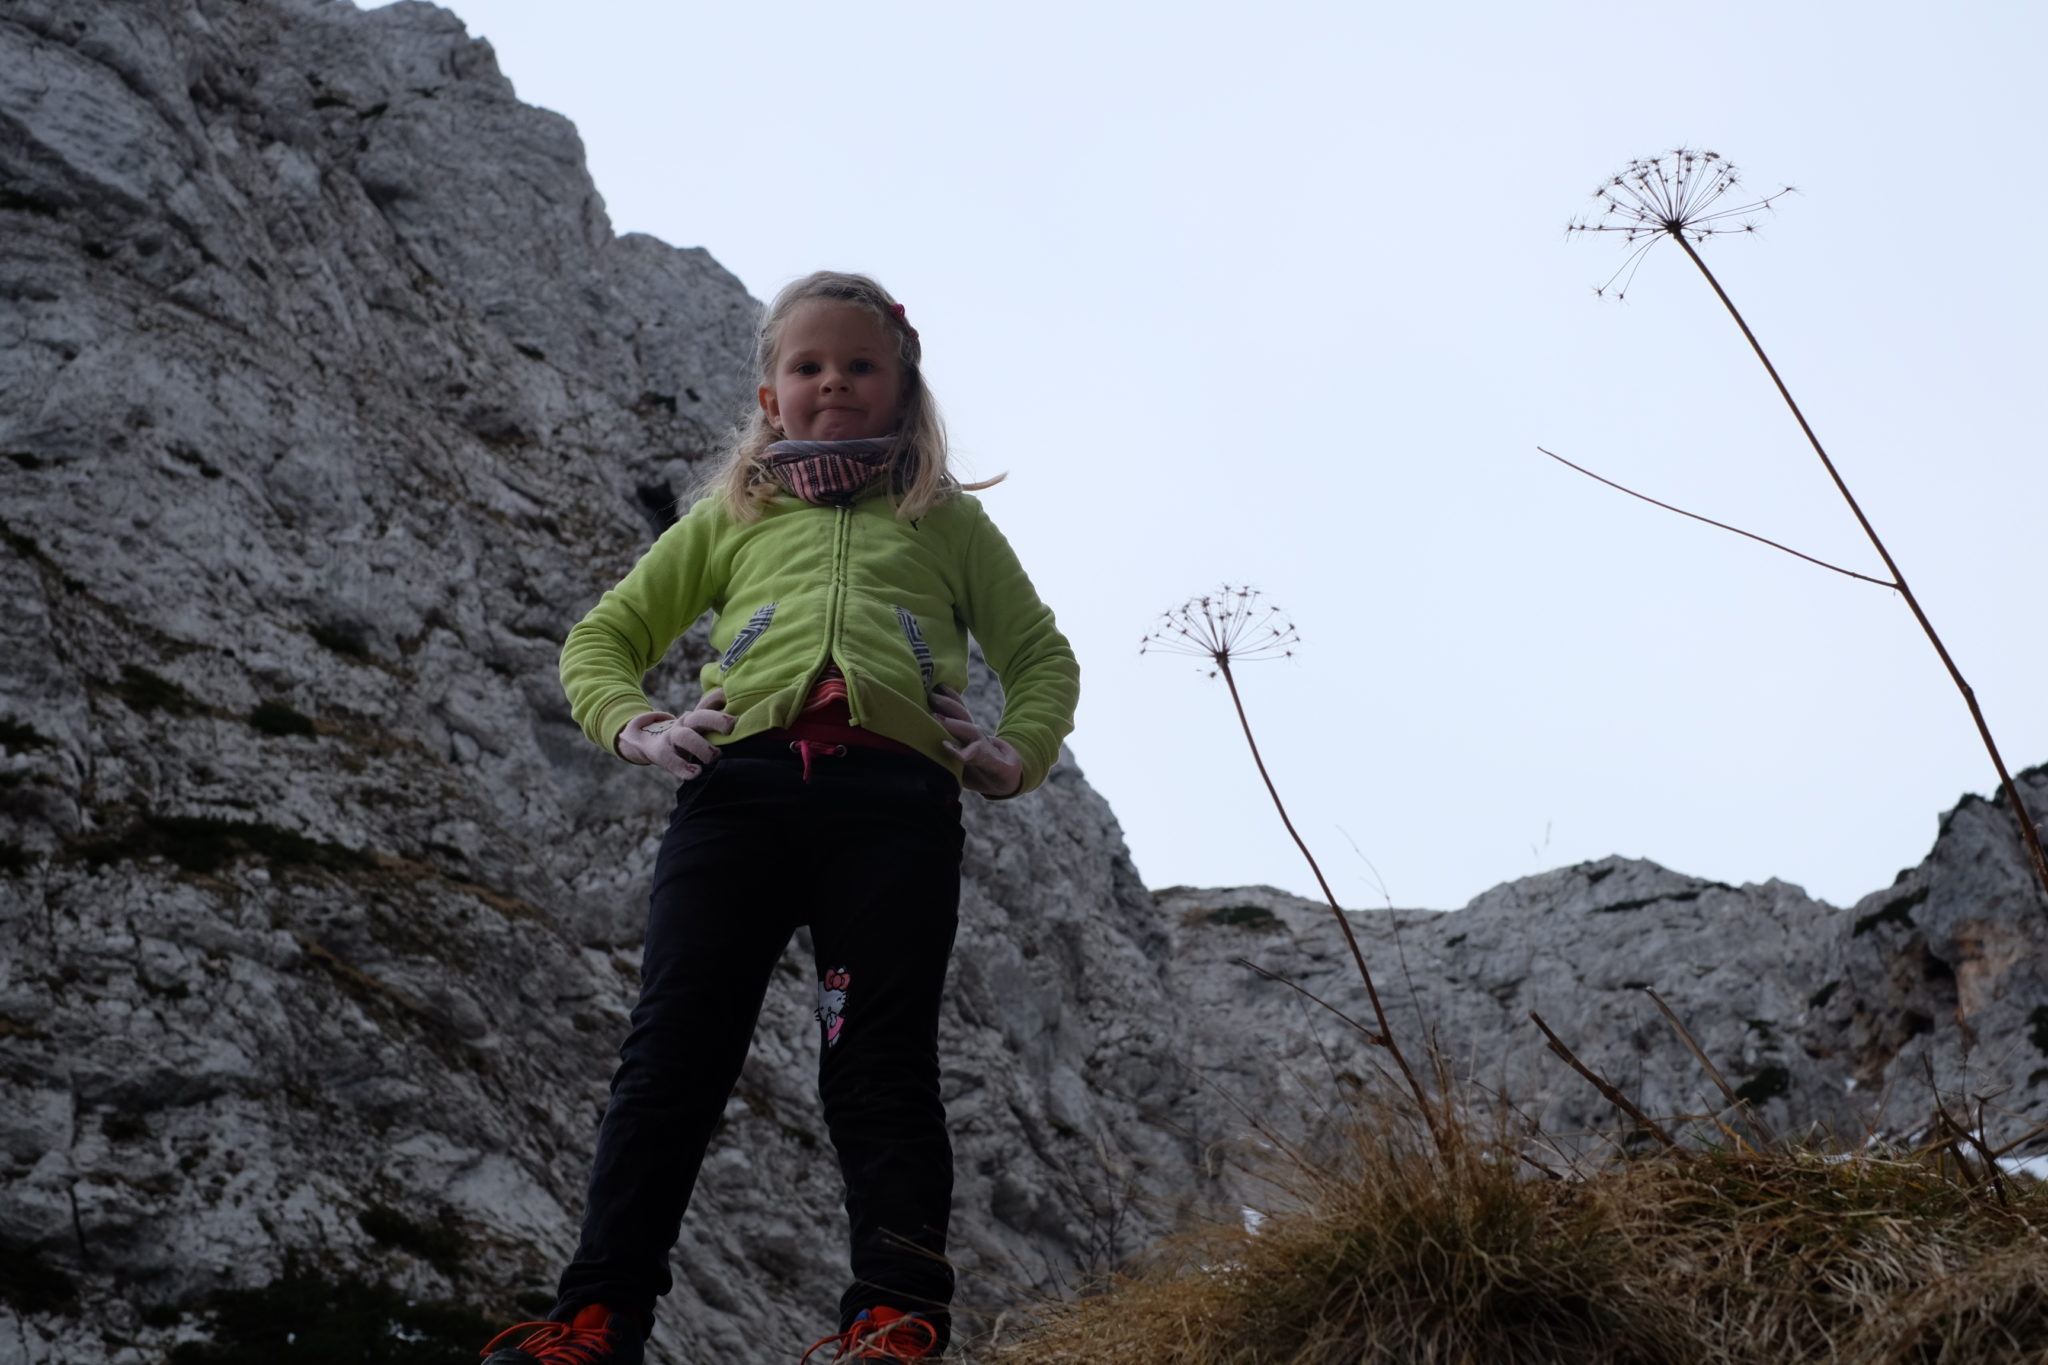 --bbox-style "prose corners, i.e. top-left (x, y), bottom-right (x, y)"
top-left (895, 606), bottom-right (935, 689)
top-left (719, 602), bottom-right (777, 671)
top-left (817, 967), bottom-right (851, 1046)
